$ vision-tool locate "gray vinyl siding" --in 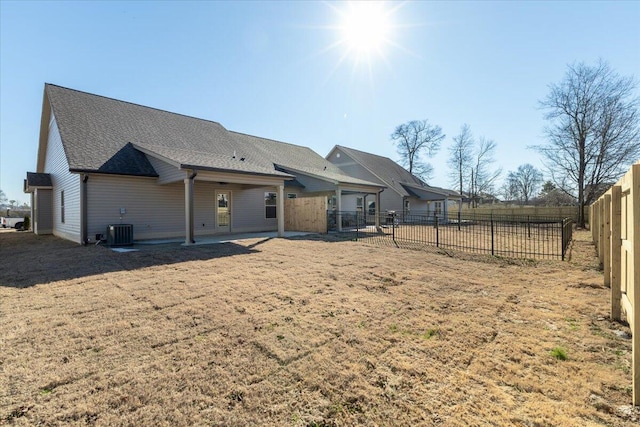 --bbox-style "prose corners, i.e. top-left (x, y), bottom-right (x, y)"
top-left (334, 194), bottom-right (358, 212)
top-left (409, 199), bottom-right (431, 213)
top-left (86, 175), bottom-right (278, 241)
top-left (193, 183), bottom-right (217, 235)
top-left (294, 174), bottom-right (336, 193)
top-left (233, 186), bottom-right (278, 232)
top-left (44, 114), bottom-right (81, 243)
top-left (380, 189), bottom-right (403, 213)
top-left (147, 155), bottom-right (186, 184)
top-left (330, 149), bottom-right (403, 212)
top-left (87, 174), bottom-right (184, 241)
top-left (34, 188), bottom-right (53, 234)
top-left (330, 151), bottom-right (386, 188)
